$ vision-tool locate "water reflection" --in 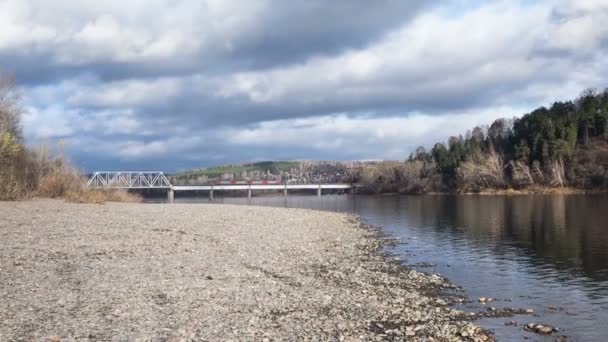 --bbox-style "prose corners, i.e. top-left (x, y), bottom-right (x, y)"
top-left (170, 194), bottom-right (608, 341)
top-left (405, 195), bottom-right (608, 284)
